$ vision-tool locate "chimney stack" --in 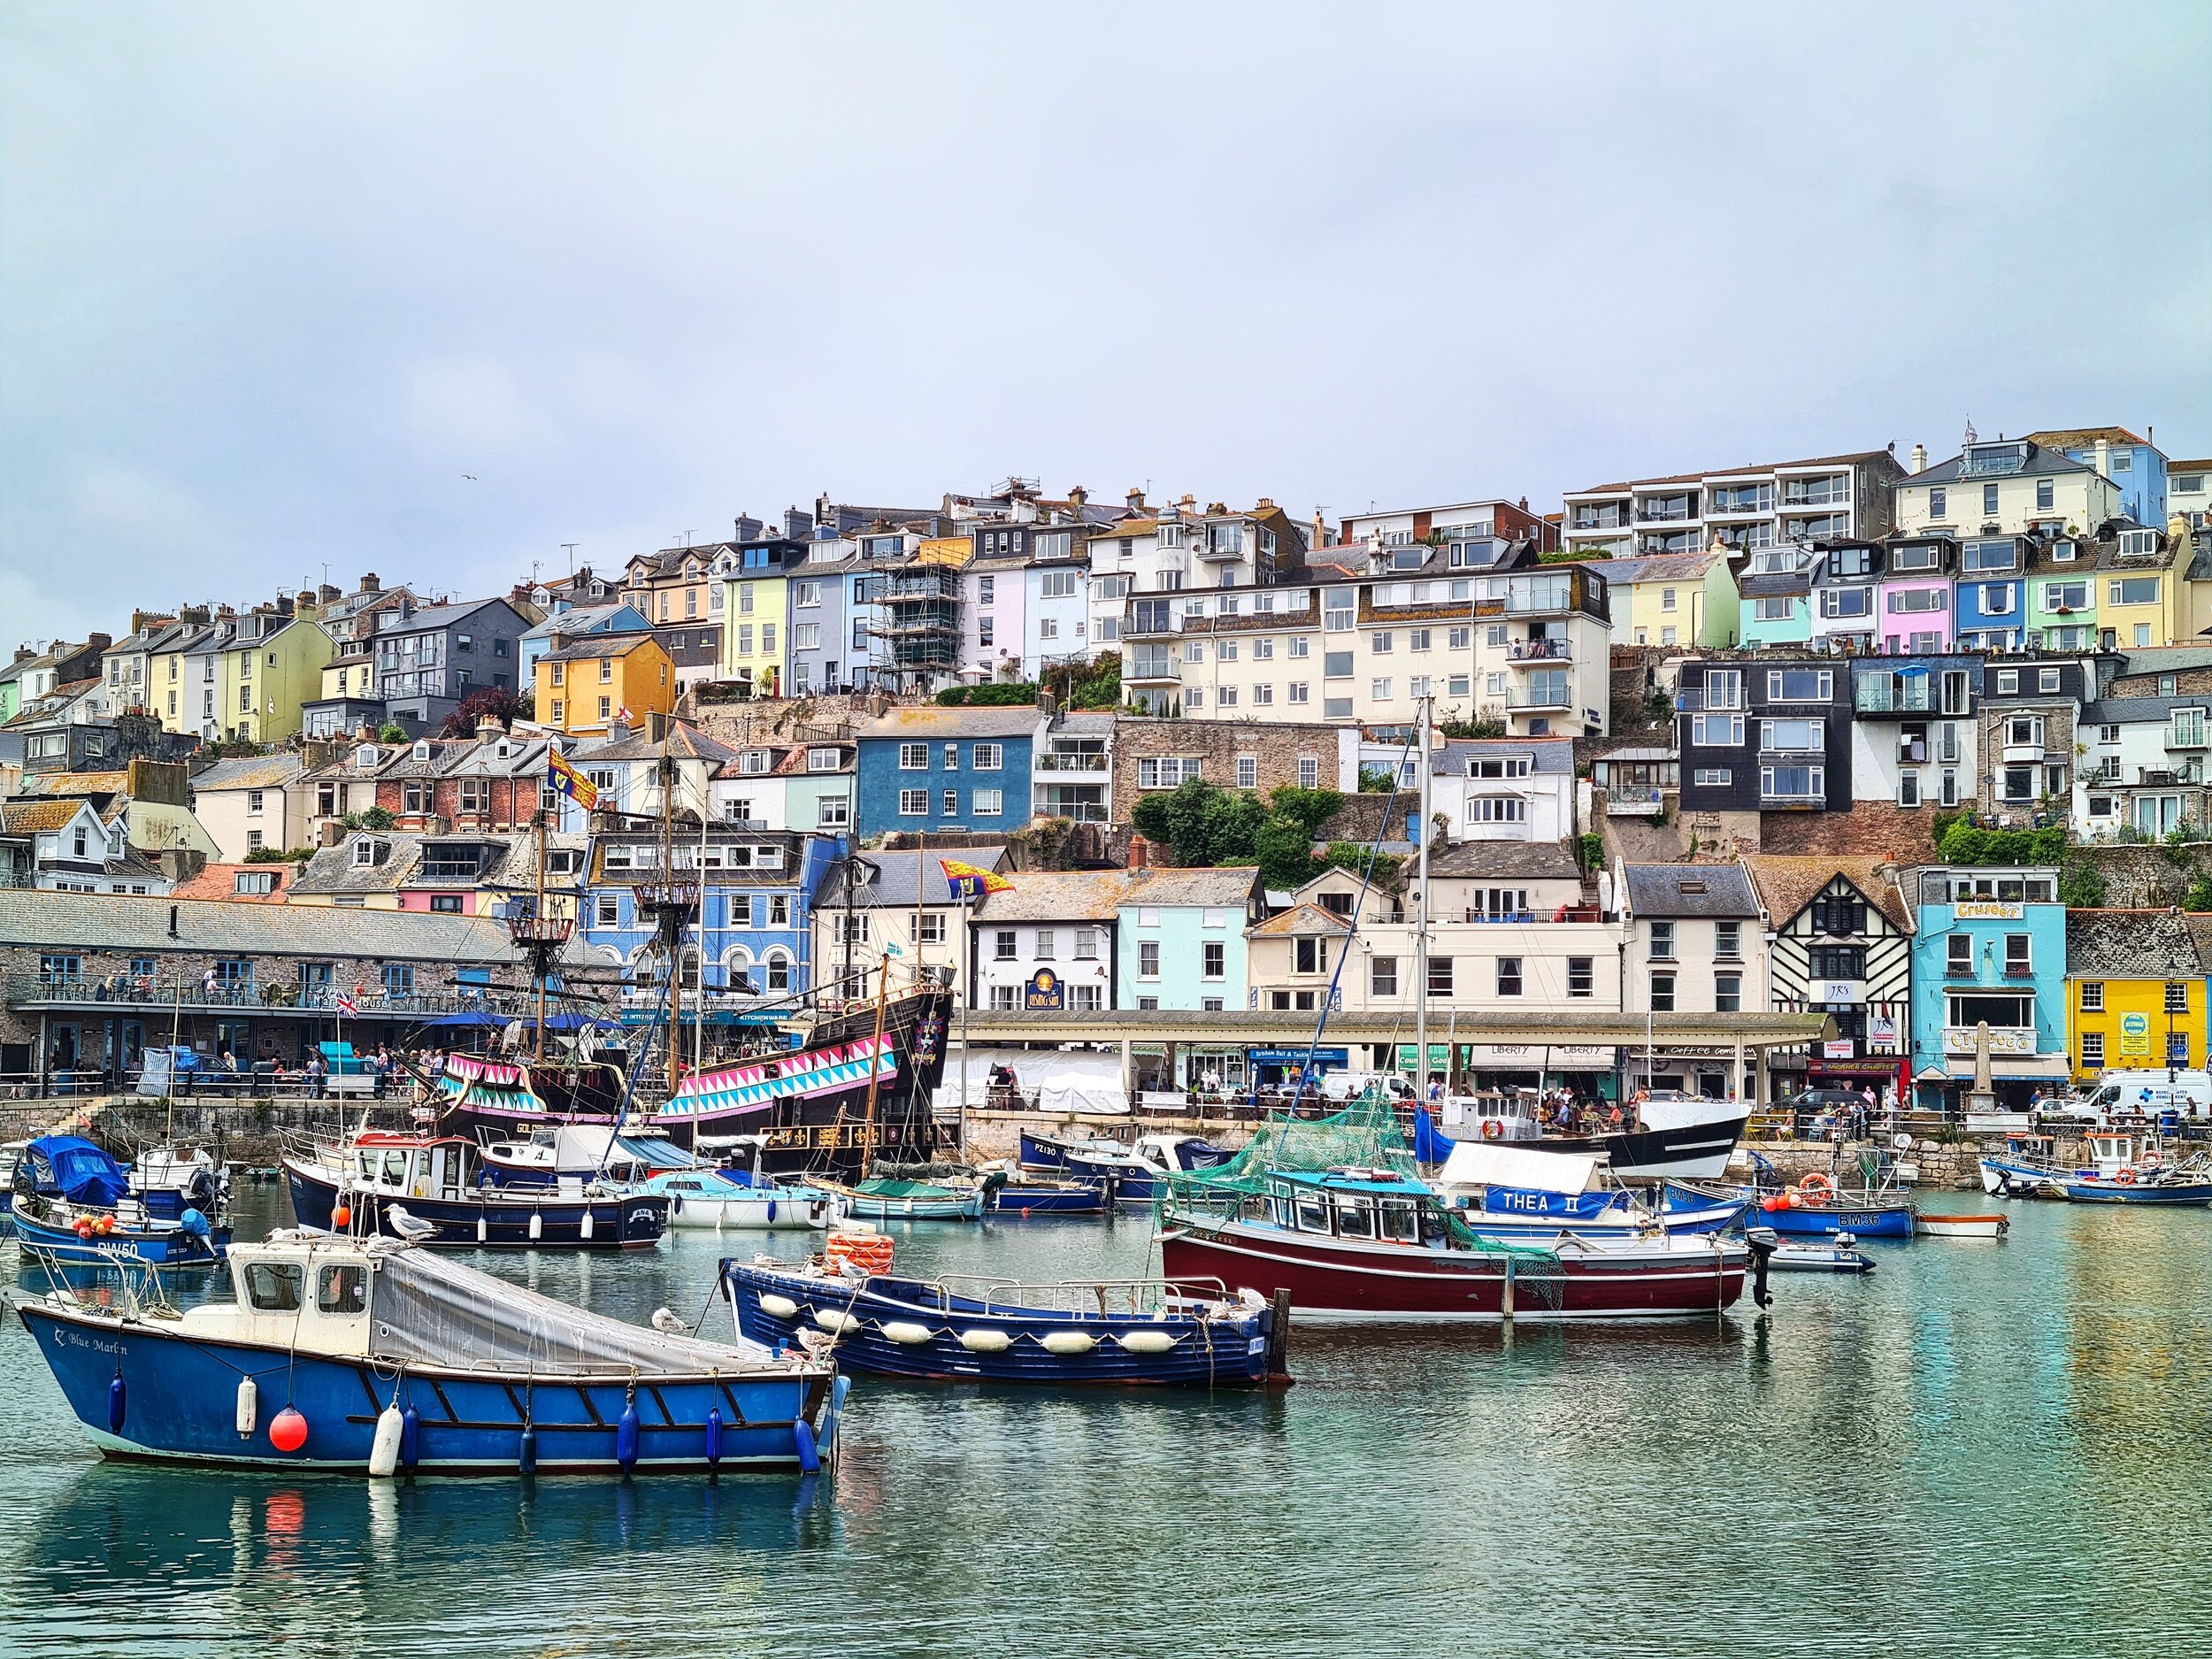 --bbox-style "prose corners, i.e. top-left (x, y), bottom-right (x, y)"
top-left (1125, 487), bottom-right (1146, 511)
top-left (359, 573), bottom-right (380, 594)
top-left (320, 583), bottom-right (341, 602)
top-left (1909, 442), bottom-right (1928, 474)
top-left (1068, 485), bottom-right (1087, 508)
top-left (2094, 436), bottom-right (2114, 482)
